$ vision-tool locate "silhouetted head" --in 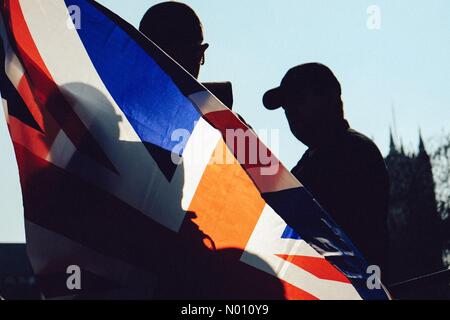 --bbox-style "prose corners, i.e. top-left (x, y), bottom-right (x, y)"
top-left (263, 63), bottom-right (344, 147)
top-left (139, 2), bottom-right (208, 78)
